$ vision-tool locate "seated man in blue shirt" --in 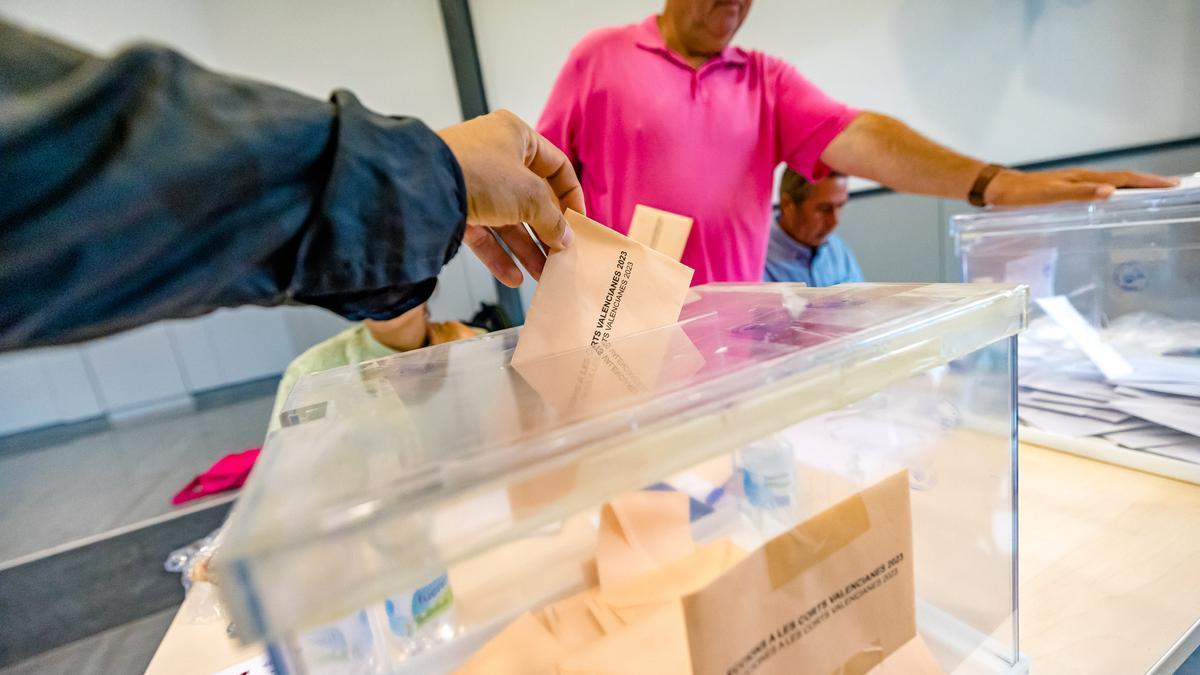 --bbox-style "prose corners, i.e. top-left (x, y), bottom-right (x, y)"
top-left (764, 168), bottom-right (864, 286)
